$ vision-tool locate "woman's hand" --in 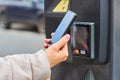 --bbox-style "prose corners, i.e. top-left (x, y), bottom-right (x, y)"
top-left (44, 34), bottom-right (70, 68)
